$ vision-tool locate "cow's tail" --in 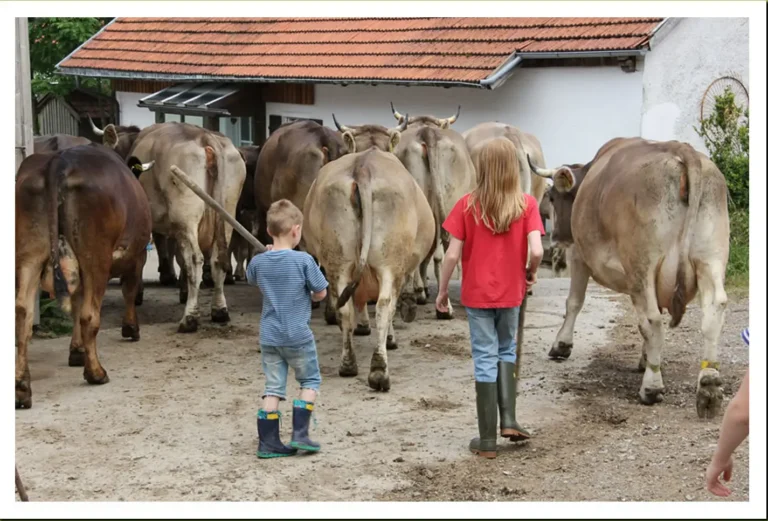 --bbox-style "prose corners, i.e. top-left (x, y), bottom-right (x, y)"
top-left (423, 127), bottom-right (449, 250)
top-left (669, 143), bottom-right (703, 328)
top-left (336, 161), bottom-right (373, 310)
top-left (46, 157), bottom-right (74, 313)
top-left (206, 139), bottom-right (233, 271)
